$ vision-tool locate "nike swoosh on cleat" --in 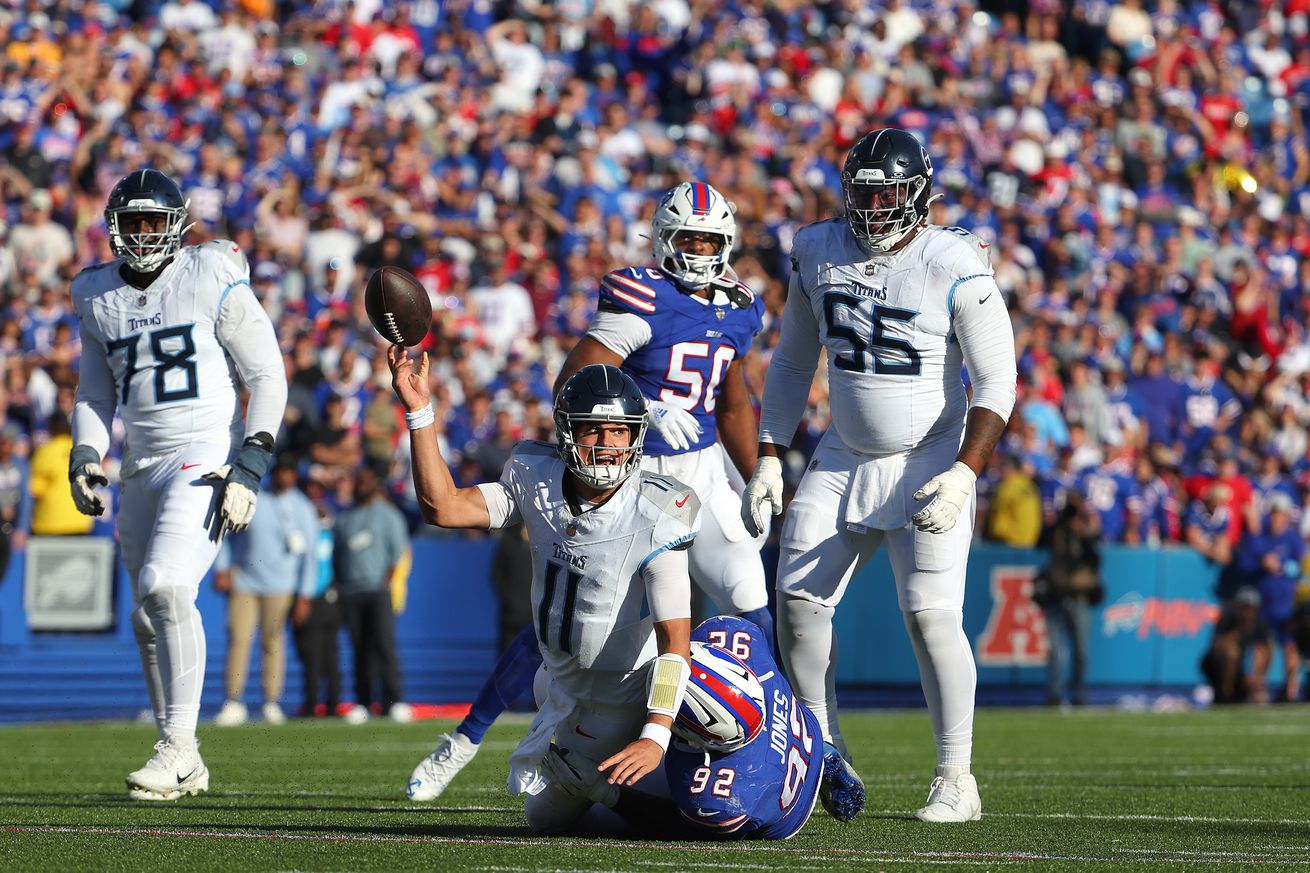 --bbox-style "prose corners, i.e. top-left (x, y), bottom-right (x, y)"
top-left (177, 767), bottom-right (198, 784)
top-left (181, 463), bottom-right (201, 471)
top-left (676, 494), bottom-right (690, 508)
